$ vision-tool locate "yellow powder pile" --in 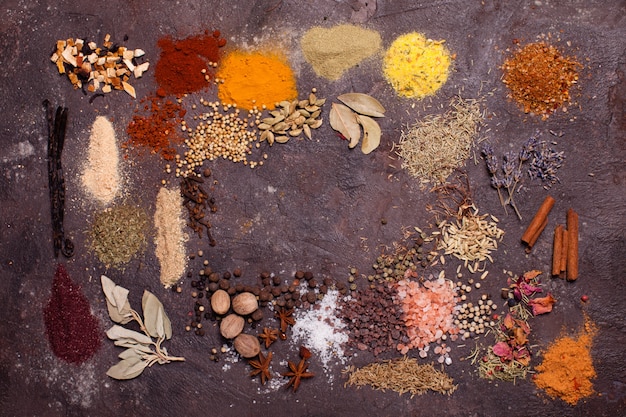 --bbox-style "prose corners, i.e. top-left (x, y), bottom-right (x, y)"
top-left (81, 116), bottom-right (120, 205)
top-left (216, 50), bottom-right (297, 110)
top-left (533, 319), bottom-right (597, 405)
top-left (300, 24), bottom-right (382, 80)
top-left (383, 32), bottom-right (452, 99)
top-left (154, 187), bottom-right (188, 288)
